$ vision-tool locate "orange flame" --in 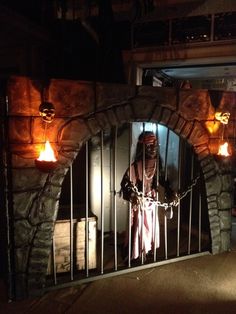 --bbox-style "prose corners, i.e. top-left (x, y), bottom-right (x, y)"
top-left (37, 141), bottom-right (57, 162)
top-left (217, 142), bottom-right (230, 157)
